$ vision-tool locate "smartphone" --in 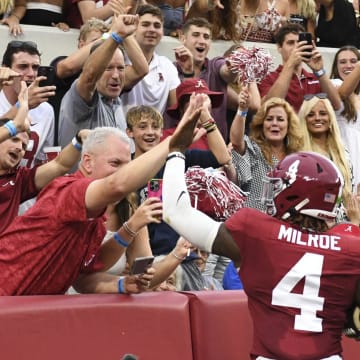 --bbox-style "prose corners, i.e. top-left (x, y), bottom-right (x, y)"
top-left (130, 256), bottom-right (155, 275)
top-left (37, 65), bottom-right (55, 87)
top-left (298, 32), bottom-right (312, 59)
top-left (147, 178), bottom-right (163, 200)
